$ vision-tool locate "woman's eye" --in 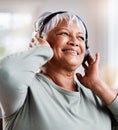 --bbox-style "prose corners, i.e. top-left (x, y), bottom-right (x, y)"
top-left (59, 32), bottom-right (69, 36)
top-left (77, 36), bottom-right (85, 41)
